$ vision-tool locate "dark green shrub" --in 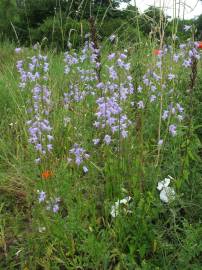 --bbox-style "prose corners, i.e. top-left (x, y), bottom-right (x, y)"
top-left (99, 18), bottom-right (144, 44)
top-left (30, 16), bottom-right (89, 50)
